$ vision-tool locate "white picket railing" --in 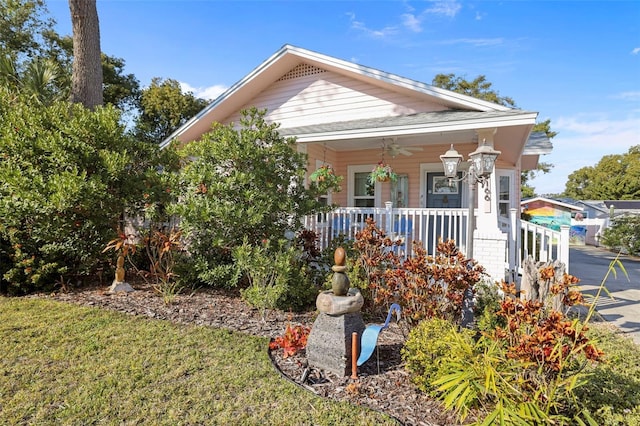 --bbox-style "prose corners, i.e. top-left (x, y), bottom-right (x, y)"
top-left (519, 220), bottom-right (570, 274)
top-left (303, 202), bottom-right (470, 257)
top-left (304, 204), bottom-right (571, 277)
